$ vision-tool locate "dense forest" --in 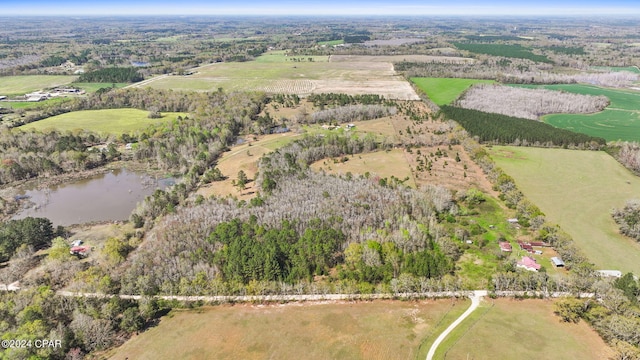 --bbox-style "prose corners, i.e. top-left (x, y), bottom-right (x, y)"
top-left (76, 67), bottom-right (143, 83)
top-left (439, 105), bottom-right (606, 147)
